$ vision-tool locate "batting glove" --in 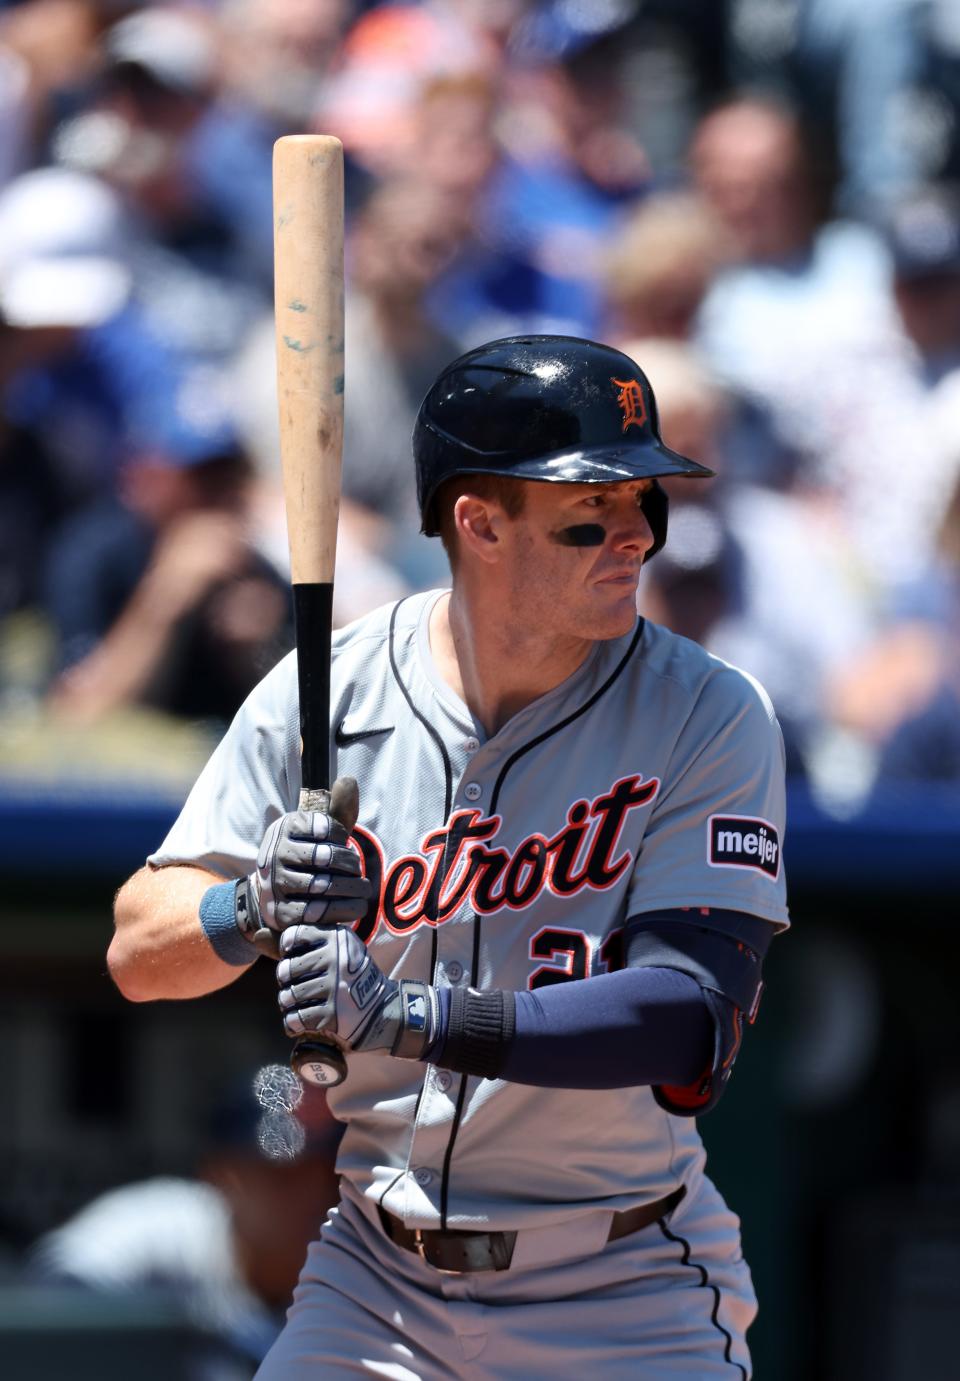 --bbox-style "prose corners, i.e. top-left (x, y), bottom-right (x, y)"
top-left (277, 925), bottom-right (439, 1060)
top-left (234, 810), bottom-right (372, 959)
